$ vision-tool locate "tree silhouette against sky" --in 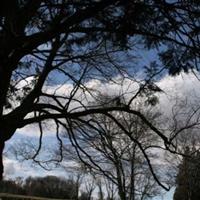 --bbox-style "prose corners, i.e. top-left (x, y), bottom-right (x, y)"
top-left (0, 0), bottom-right (199, 191)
